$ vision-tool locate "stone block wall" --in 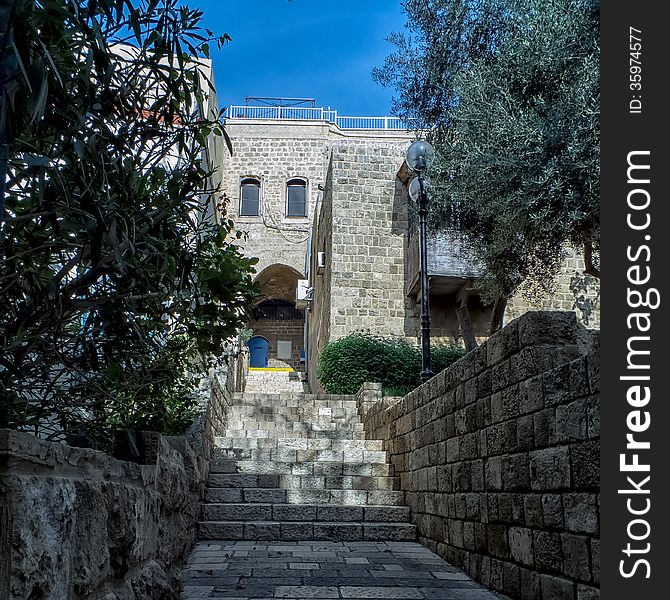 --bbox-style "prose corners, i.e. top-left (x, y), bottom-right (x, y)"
top-left (222, 122), bottom-right (332, 277)
top-left (306, 155), bottom-right (334, 389)
top-left (327, 142), bottom-right (411, 341)
top-left (359, 311), bottom-right (600, 600)
top-left (187, 352), bottom-right (248, 496)
top-left (248, 318), bottom-right (305, 370)
top-left (505, 246), bottom-right (600, 329)
top-left (306, 140), bottom-right (413, 391)
top-left (0, 431), bottom-right (199, 600)
top-left (0, 353), bottom-right (246, 599)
